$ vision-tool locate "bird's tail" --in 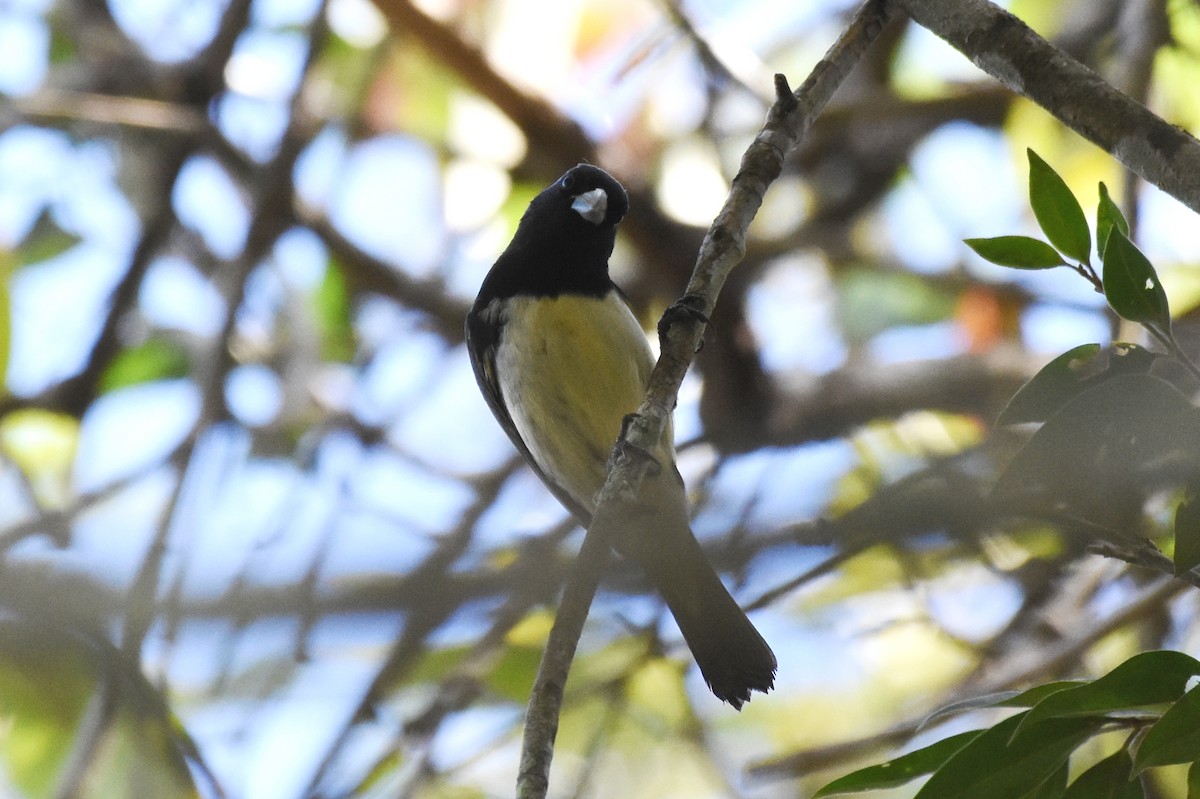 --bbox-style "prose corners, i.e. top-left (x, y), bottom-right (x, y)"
top-left (620, 516), bottom-right (776, 709)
